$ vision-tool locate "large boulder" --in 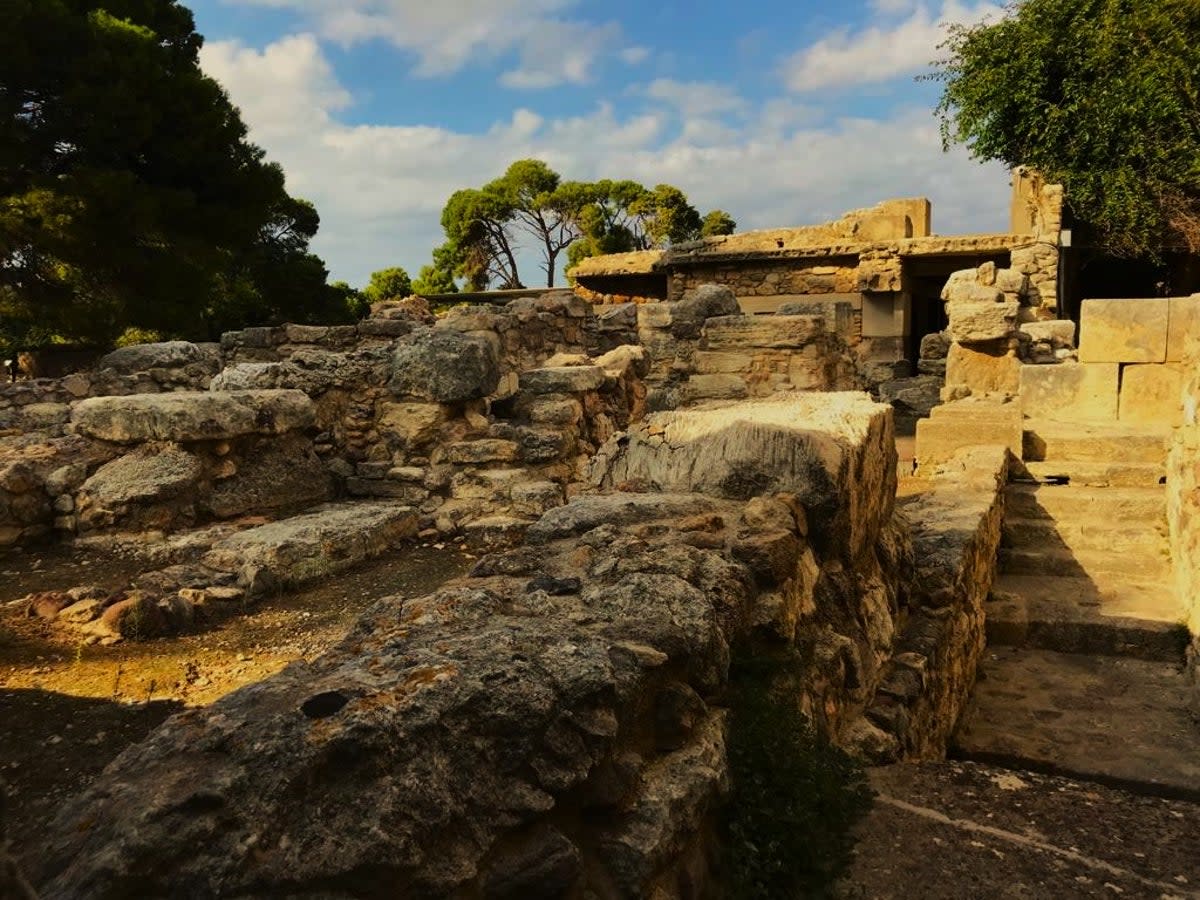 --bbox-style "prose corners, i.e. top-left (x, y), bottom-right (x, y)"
top-left (389, 329), bottom-right (500, 403)
top-left (670, 283), bottom-right (741, 339)
top-left (75, 444), bottom-right (202, 531)
top-left (98, 341), bottom-right (218, 375)
top-left (71, 390), bottom-right (314, 443)
top-left (589, 393), bottom-right (895, 561)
